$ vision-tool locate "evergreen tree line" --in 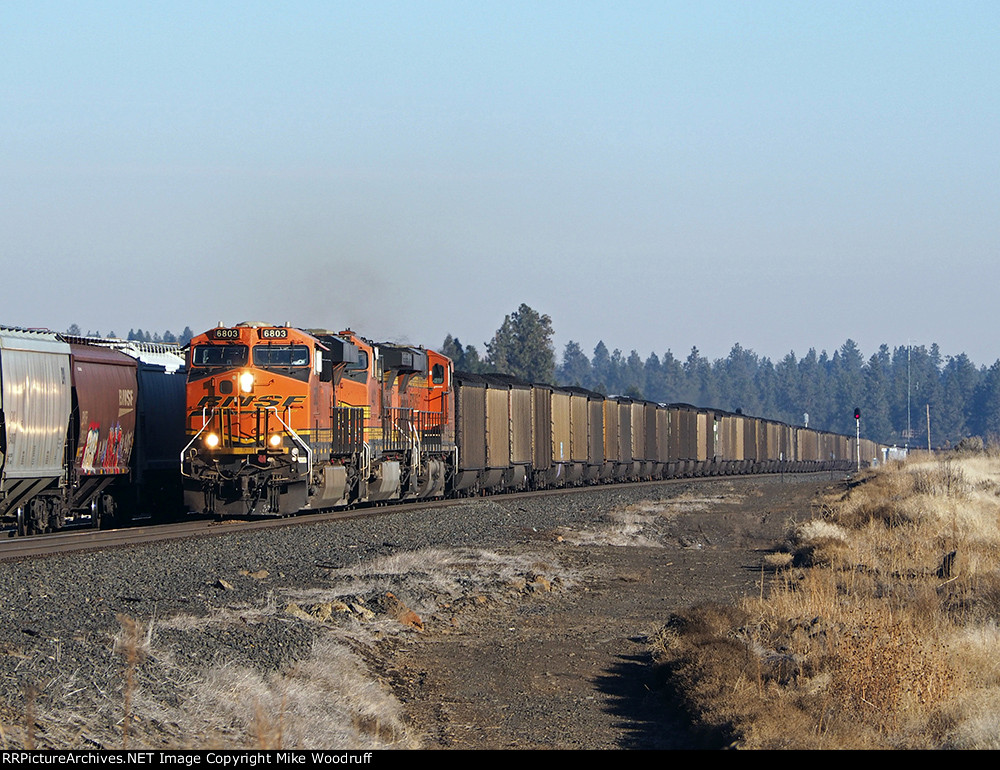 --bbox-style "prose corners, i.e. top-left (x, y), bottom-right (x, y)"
top-left (441, 305), bottom-right (1000, 447)
top-left (65, 324), bottom-right (194, 345)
